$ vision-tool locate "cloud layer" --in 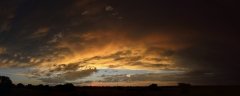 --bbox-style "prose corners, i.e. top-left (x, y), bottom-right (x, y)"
top-left (0, 0), bottom-right (239, 85)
